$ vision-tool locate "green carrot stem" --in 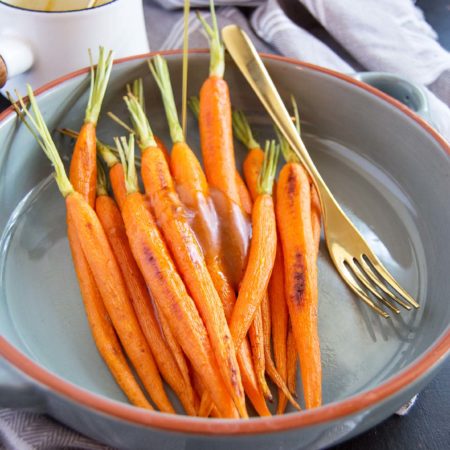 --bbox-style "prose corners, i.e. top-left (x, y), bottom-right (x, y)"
top-left (257, 140), bottom-right (279, 196)
top-left (232, 110), bottom-right (260, 150)
top-left (9, 85), bottom-right (73, 197)
top-left (114, 135), bottom-right (138, 194)
top-left (85, 47), bottom-right (114, 125)
top-left (187, 96), bottom-right (199, 119)
top-left (290, 95), bottom-right (301, 135)
top-left (148, 55), bottom-right (184, 145)
top-left (130, 78), bottom-right (145, 113)
top-left (276, 95), bottom-right (303, 163)
top-left (196, 0), bottom-right (224, 78)
top-left (96, 160), bottom-right (109, 196)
